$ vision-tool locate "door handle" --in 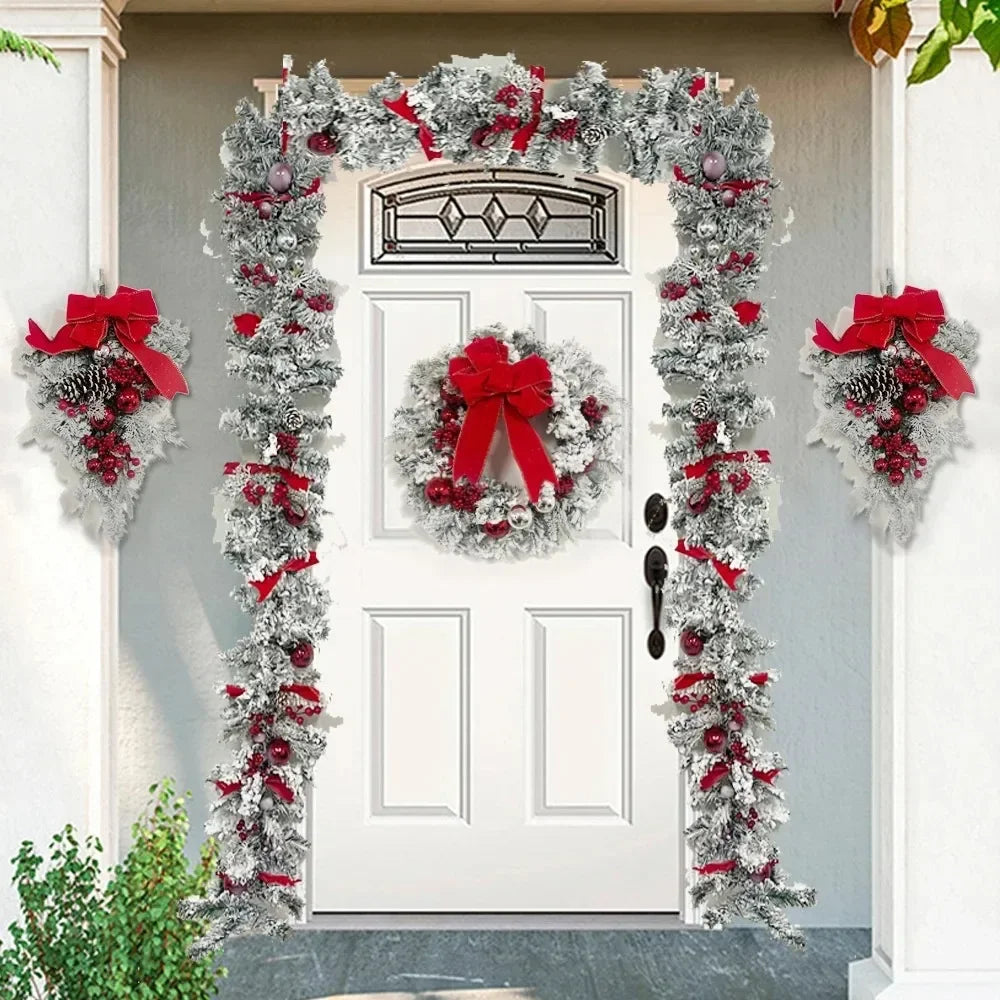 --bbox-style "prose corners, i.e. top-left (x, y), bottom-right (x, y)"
top-left (644, 545), bottom-right (668, 659)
